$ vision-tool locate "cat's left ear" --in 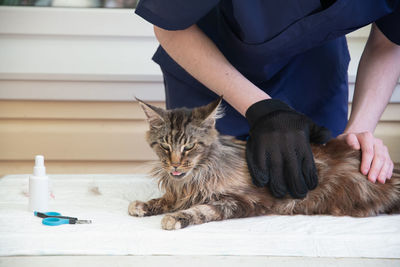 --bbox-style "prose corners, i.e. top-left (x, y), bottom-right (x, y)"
top-left (136, 97), bottom-right (166, 127)
top-left (193, 96), bottom-right (224, 126)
